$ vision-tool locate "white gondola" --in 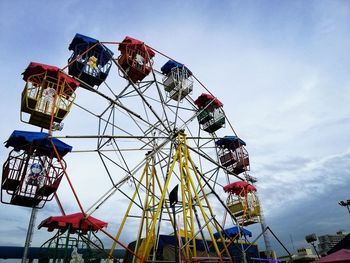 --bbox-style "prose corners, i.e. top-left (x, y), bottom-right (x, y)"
top-left (161, 60), bottom-right (193, 101)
